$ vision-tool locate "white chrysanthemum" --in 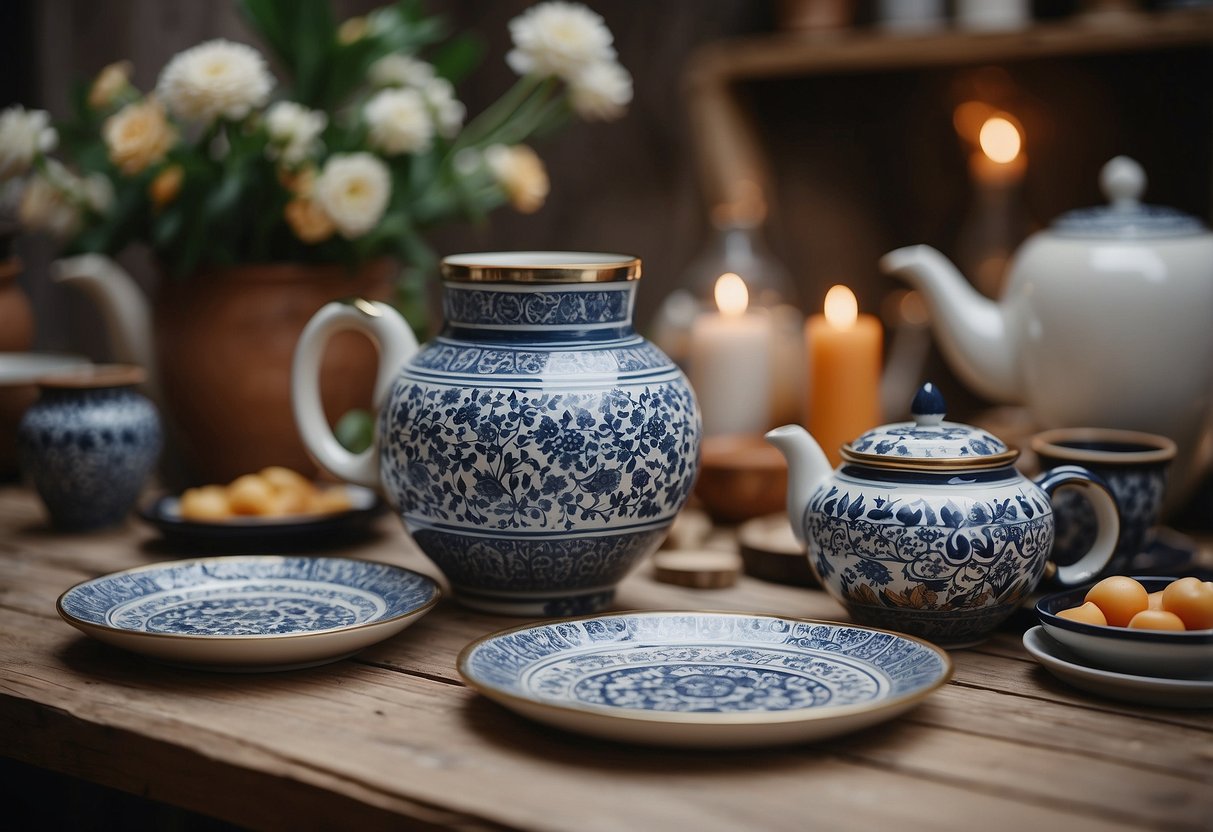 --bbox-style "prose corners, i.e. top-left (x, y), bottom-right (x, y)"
top-left (364, 88), bottom-right (433, 156)
top-left (18, 160), bottom-right (82, 239)
top-left (156, 39), bottom-right (274, 123)
top-left (314, 153), bottom-right (391, 239)
top-left (368, 54), bottom-right (436, 89)
top-left (485, 143), bottom-right (549, 214)
top-left (422, 78), bottom-right (465, 138)
top-left (265, 101), bottom-right (327, 165)
top-left (568, 60), bottom-right (632, 121)
top-left (506, 2), bottom-right (616, 81)
top-left (0, 106), bottom-right (57, 180)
